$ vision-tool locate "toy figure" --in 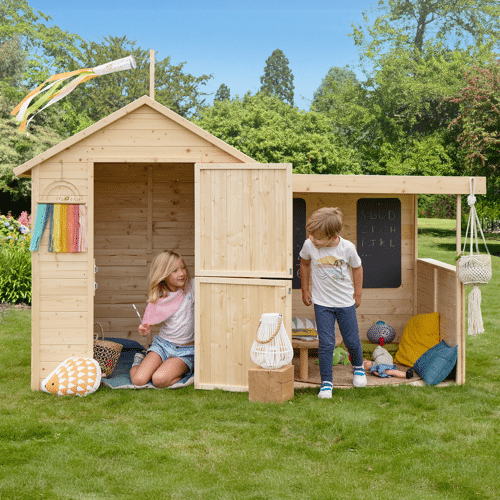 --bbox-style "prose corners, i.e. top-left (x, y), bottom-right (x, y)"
top-left (363, 345), bottom-right (413, 379)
